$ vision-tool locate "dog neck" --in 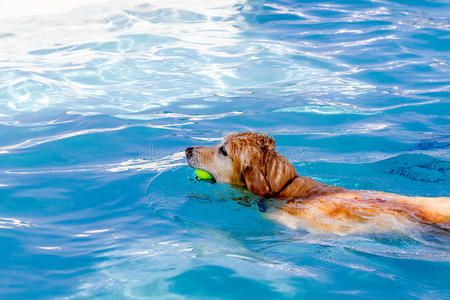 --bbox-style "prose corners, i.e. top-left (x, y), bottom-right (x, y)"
top-left (270, 174), bottom-right (299, 198)
top-left (275, 176), bottom-right (344, 199)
